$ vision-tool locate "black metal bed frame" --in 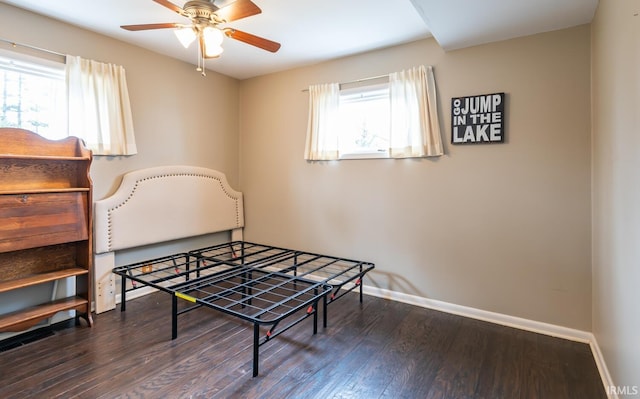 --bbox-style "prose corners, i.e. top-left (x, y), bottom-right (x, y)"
top-left (112, 241), bottom-right (375, 377)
